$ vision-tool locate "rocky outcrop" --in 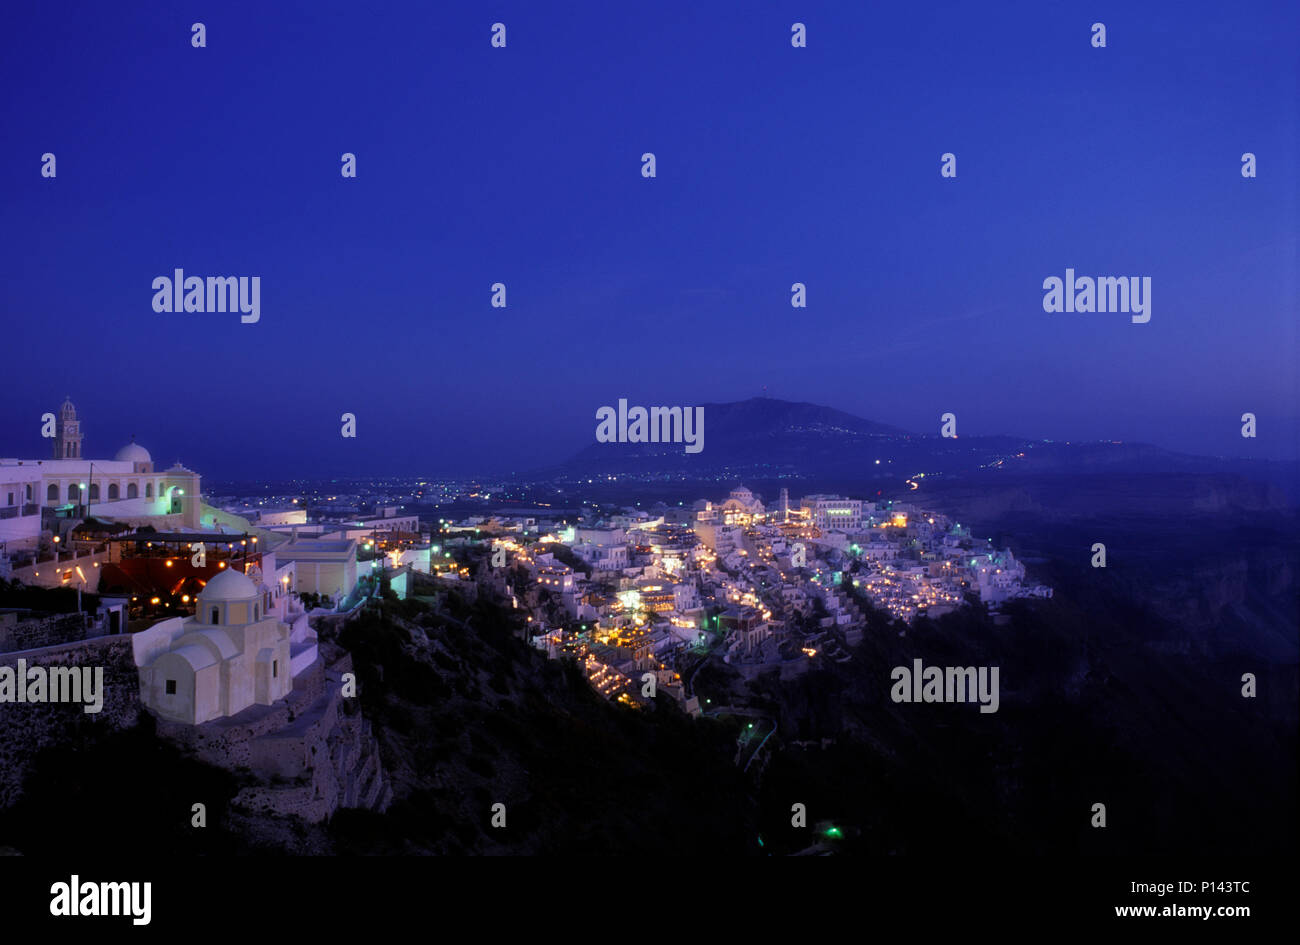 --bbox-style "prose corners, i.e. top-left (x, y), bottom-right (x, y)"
top-left (153, 649), bottom-right (391, 825)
